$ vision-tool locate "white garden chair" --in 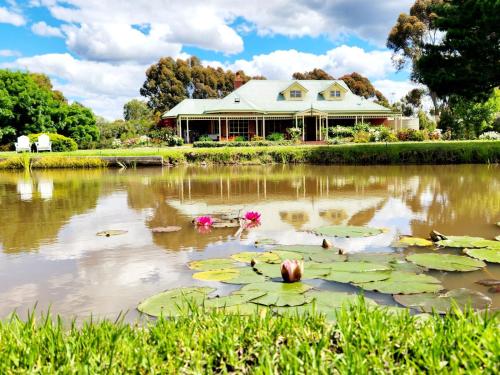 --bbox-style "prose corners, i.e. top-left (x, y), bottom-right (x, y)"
top-left (14, 135), bottom-right (31, 153)
top-left (35, 134), bottom-right (52, 152)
